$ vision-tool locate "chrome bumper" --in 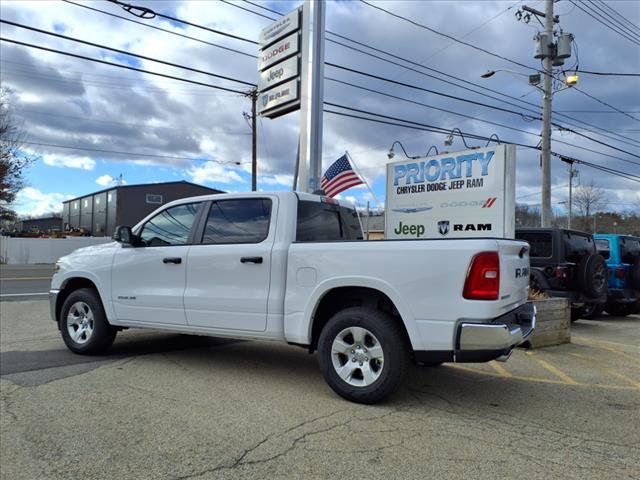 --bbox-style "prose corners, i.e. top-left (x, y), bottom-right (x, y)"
top-left (49, 289), bottom-right (60, 323)
top-left (455, 303), bottom-right (536, 363)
